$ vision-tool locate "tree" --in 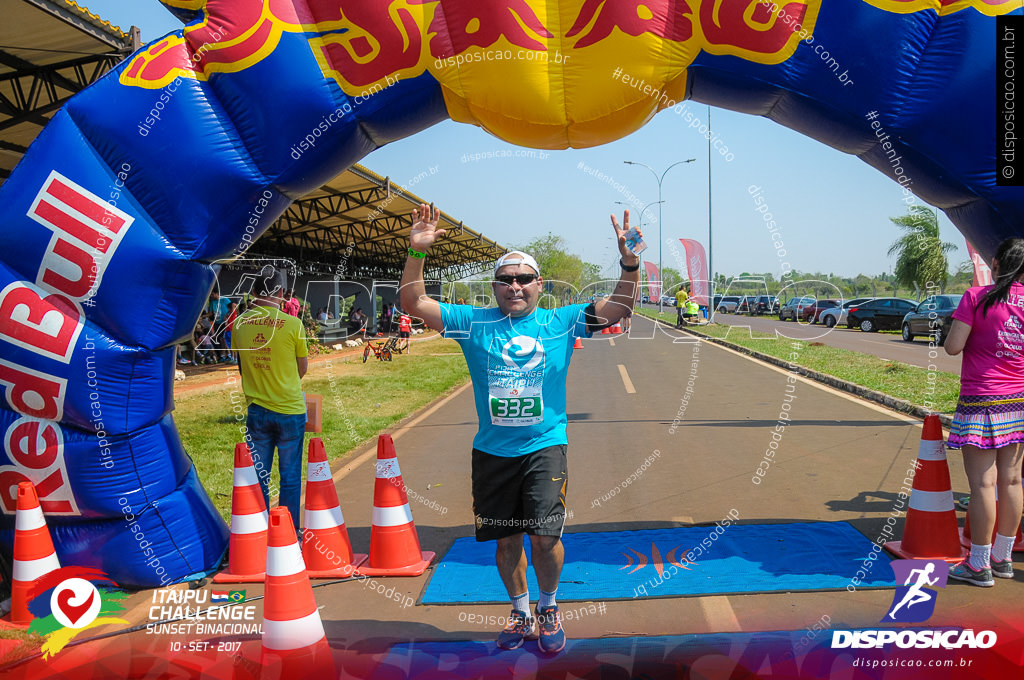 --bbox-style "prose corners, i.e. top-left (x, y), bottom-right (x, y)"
top-left (887, 206), bottom-right (956, 295)
top-left (662, 267), bottom-right (685, 294)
